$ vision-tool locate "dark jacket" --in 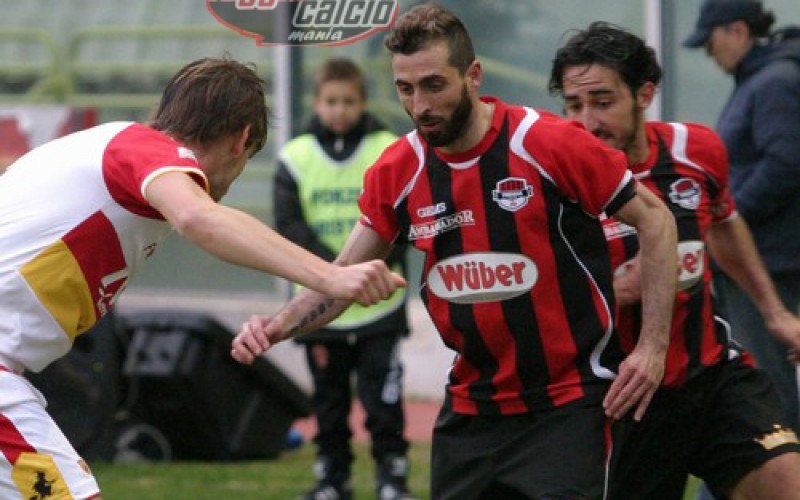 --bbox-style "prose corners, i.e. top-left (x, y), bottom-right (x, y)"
top-left (717, 27), bottom-right (800, 274)
top-left (273, 113), bottom-right (408, 342)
